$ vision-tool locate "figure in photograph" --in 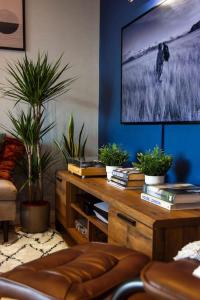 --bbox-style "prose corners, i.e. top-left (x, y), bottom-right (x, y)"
top-left (156, 43), bottom-right (164, 81)
top-left (163, 42), bottom-right (170, 62)
top-left (156, 42), bottom-right (170, 82)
